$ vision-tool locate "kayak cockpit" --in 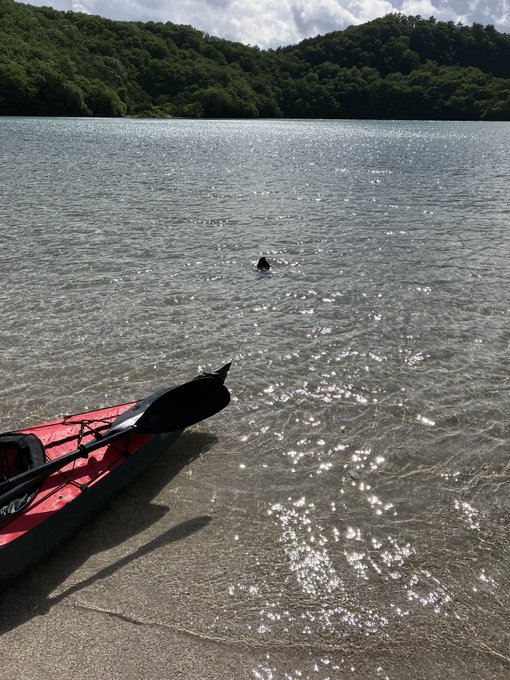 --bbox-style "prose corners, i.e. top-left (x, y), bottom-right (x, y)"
top-left (0, 433), bottom-right (45, 519)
